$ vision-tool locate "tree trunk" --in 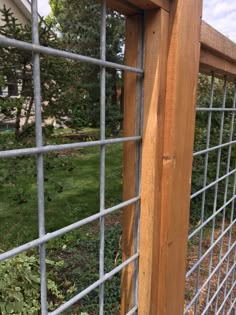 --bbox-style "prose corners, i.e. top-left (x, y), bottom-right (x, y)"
top-left (15, 107), bottom-right (22, 139)
top-left (111, 69), bottom-right (117, 107)
top-left (24, 97), bottom-right (34, 128)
